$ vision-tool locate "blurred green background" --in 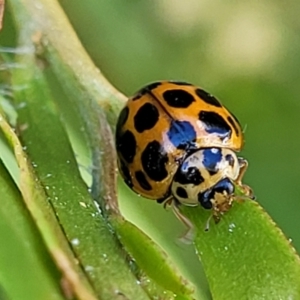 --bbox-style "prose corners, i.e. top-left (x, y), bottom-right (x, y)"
top-left (2, 0), bottom-right (300, 296)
